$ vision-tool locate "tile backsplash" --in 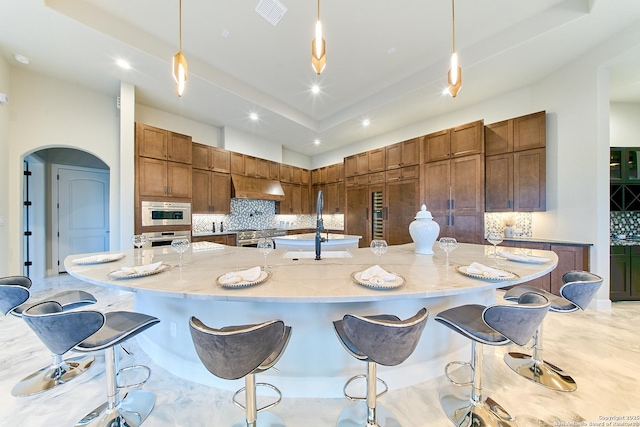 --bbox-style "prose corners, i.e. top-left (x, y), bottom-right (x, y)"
top-left (610, 211), bottom-right (640, 237)
top-left (192, 198), bottom-right (344, 234)
top-left (484, 212), bottom-right (533, 238)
